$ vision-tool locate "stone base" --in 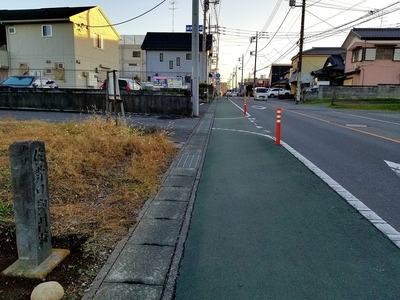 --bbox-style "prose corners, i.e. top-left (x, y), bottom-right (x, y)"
top-left (2, 248), bottom-right (70, 279)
